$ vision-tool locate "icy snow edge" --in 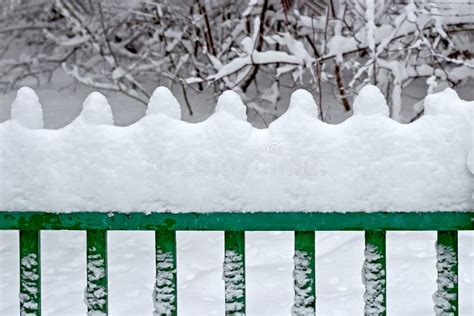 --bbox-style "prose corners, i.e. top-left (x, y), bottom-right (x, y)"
top-left (0, 86), bottom-right (472, 212)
